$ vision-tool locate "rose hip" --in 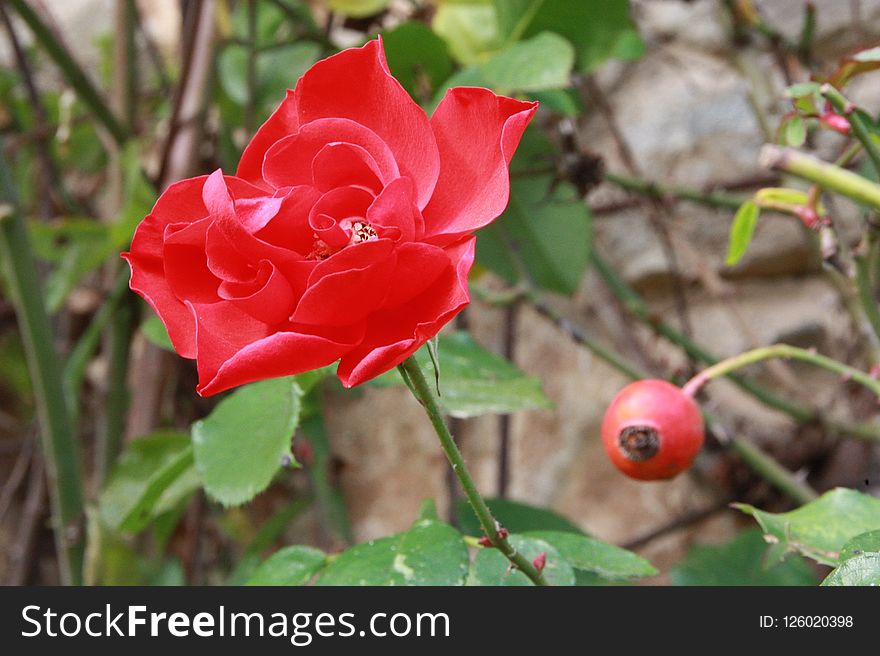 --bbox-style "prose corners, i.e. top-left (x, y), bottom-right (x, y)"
top-left (601, 379), bottom-right (704, 481)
